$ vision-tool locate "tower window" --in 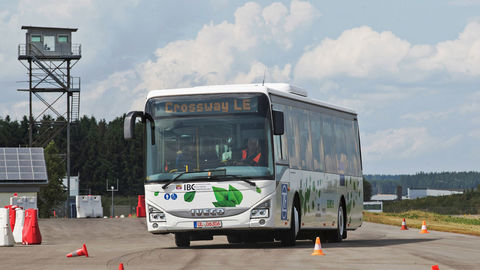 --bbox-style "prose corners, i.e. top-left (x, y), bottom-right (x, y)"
top-left (31, 35), bottom-right (41, 42)
top-left (58, 35), bottom-right (68, 43)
